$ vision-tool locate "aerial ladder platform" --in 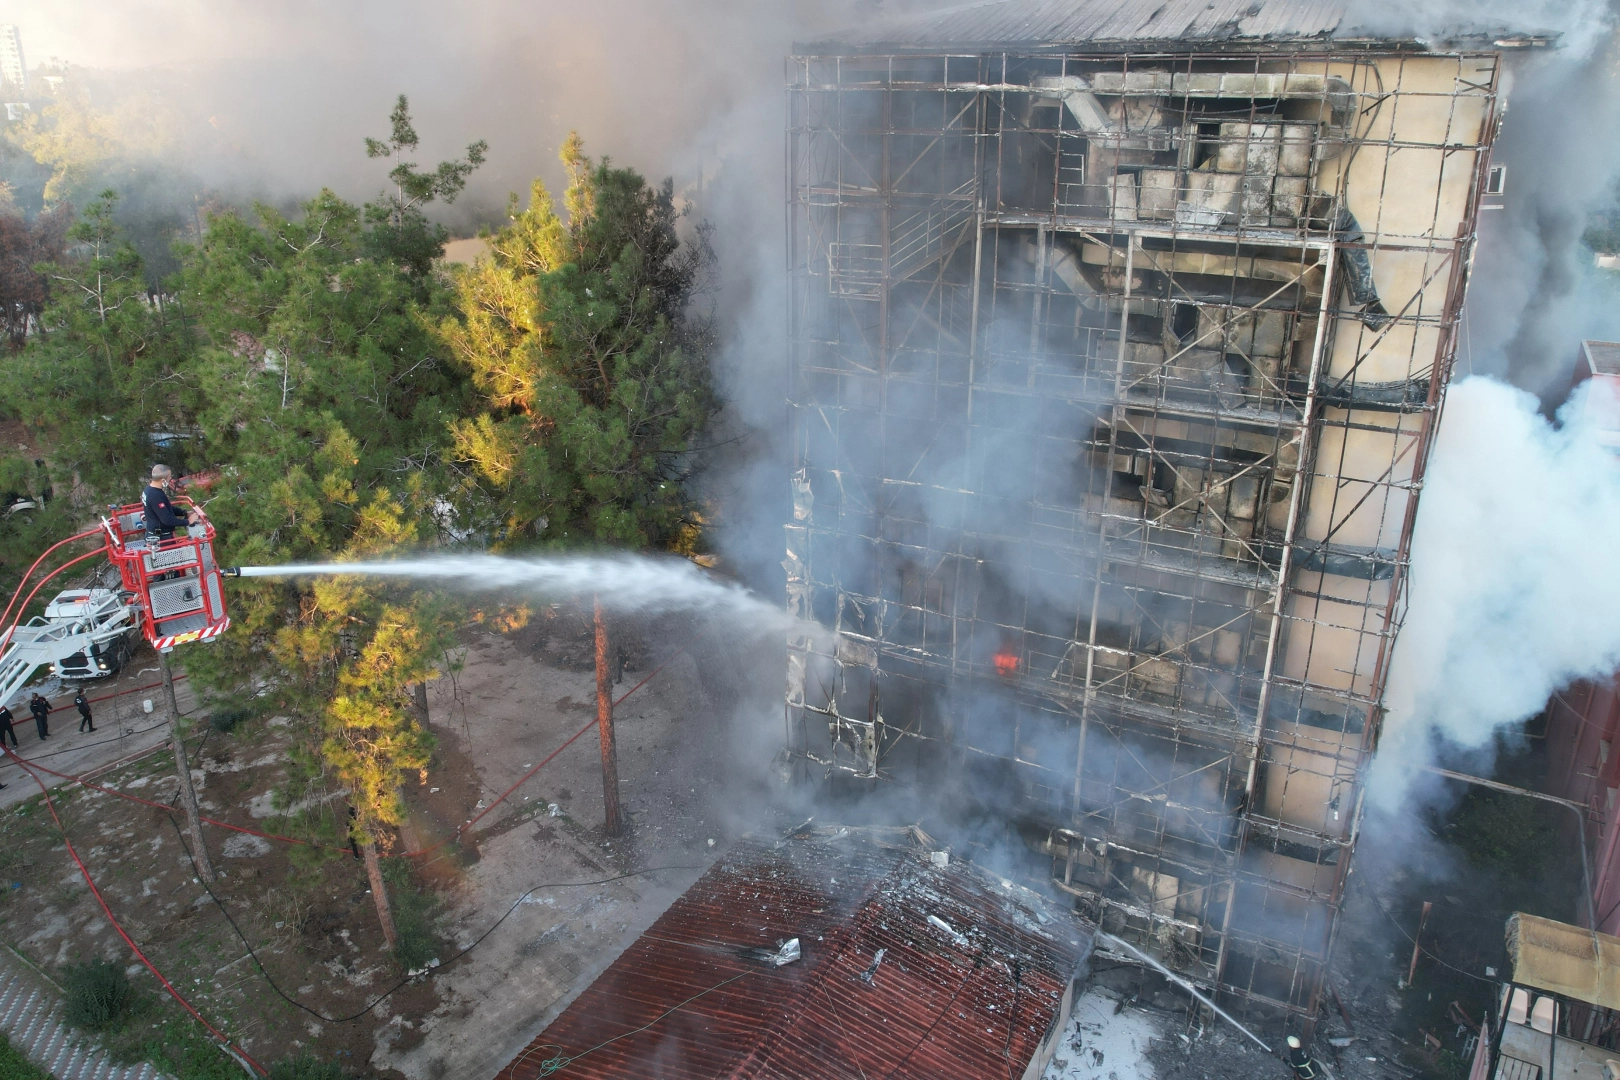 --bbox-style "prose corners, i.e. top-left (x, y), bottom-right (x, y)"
top-left (0, 494), bottom-right (230, 709)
